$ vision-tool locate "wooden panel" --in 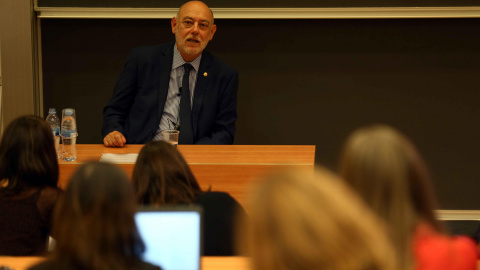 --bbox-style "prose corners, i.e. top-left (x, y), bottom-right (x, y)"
top-left (192, 164), bottom-right (312, 209)
top-left (0, 257), bottom-right (44, 270)
top-left (202, 256), bottom-right (249, 270)
top-left (0, 0), bottom-right (37, 129)
top-left (0, 256), bottom-right (249, 270)
top-left (58, 144), bottom-right (316, 209)
top-left (57, 143), bottom-right (315, 164)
